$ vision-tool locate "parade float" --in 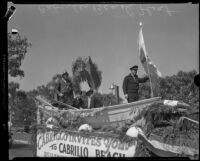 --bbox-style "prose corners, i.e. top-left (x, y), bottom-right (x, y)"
top-left (32, 23), bottom-right (199, 158)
